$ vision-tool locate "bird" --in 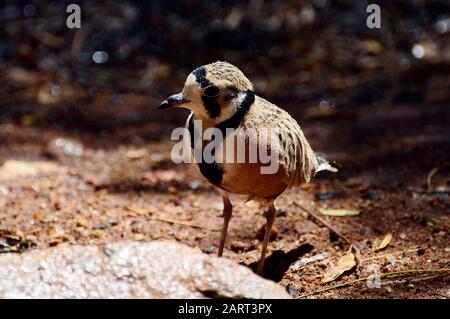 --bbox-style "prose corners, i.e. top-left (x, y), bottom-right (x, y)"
top-left (159, 61), bottom-right (337, 274)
